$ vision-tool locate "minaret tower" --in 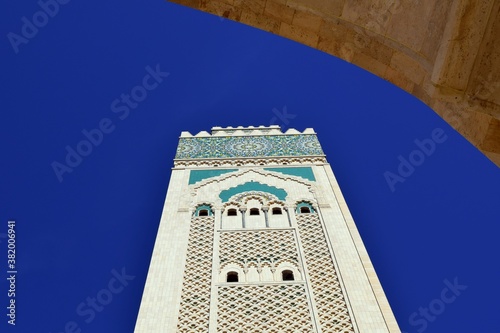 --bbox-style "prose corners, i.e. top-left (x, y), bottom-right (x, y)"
top-left (135, 125), bottom-right (400, 332)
